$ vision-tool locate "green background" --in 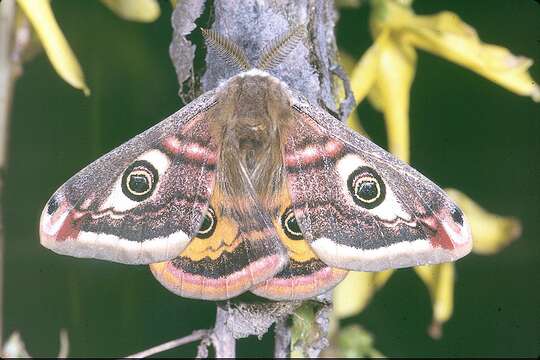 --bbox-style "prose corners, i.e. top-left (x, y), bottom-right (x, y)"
top-left (4, 0), bottom-right (539, 357)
